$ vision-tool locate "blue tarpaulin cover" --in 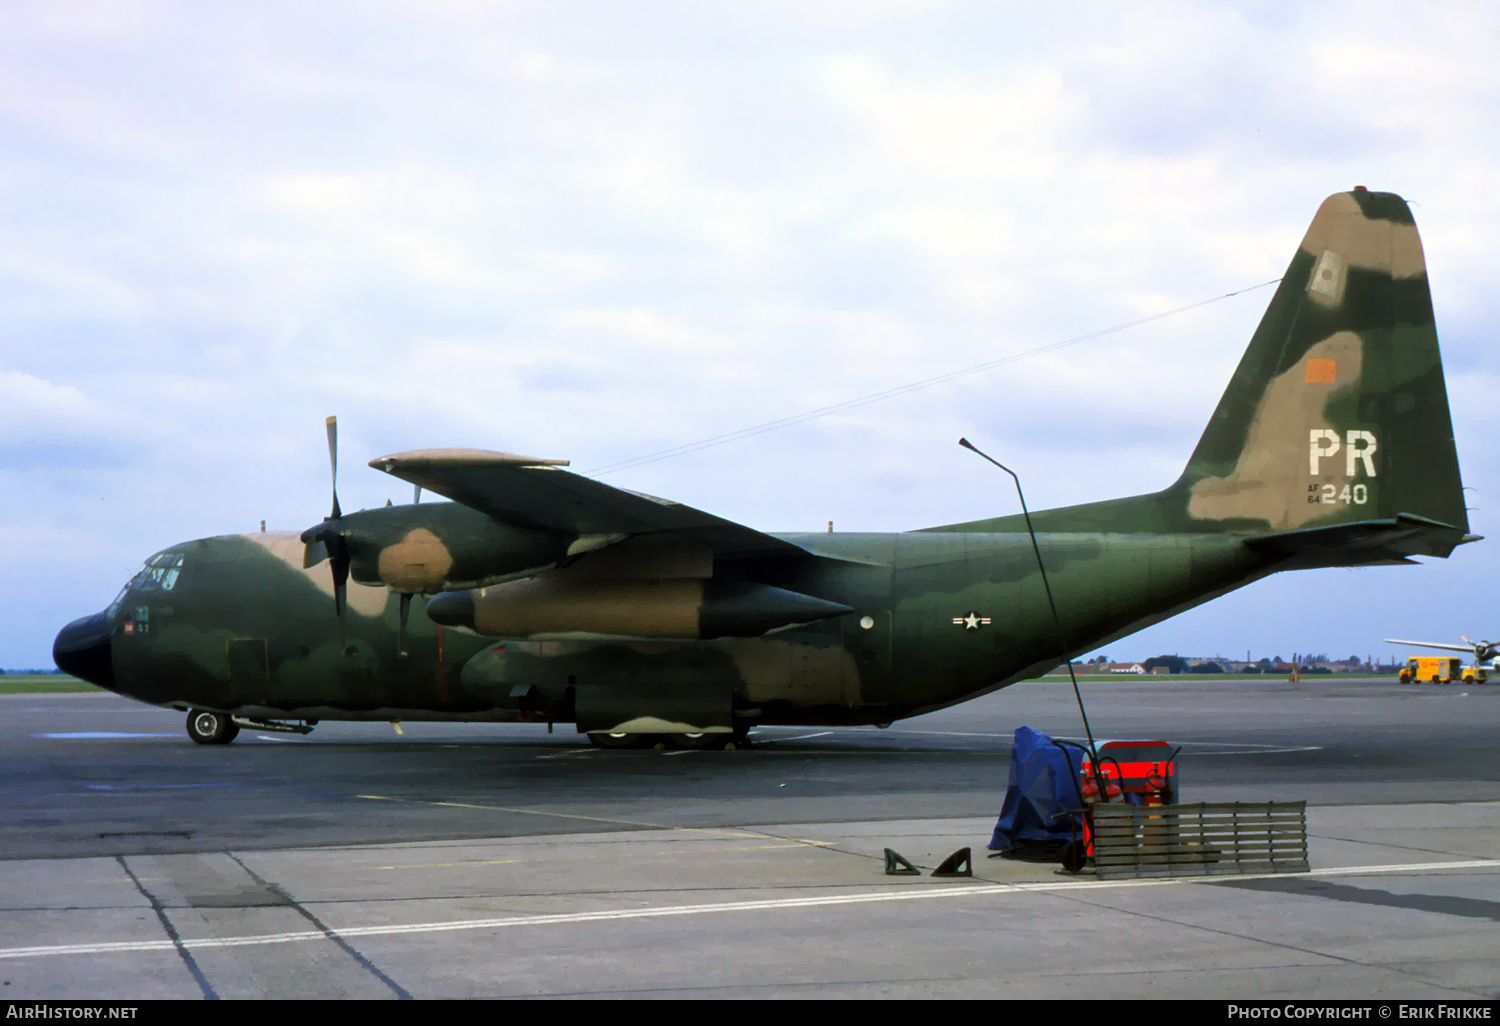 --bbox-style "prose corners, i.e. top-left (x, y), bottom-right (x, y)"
top-left (988, 726), bottom-right (1085, 852)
